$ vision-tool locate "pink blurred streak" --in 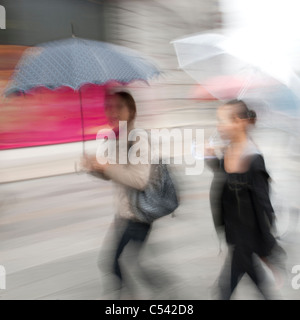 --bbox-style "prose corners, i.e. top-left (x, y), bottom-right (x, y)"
top-left (0, 84), bottom-right (110, 150)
